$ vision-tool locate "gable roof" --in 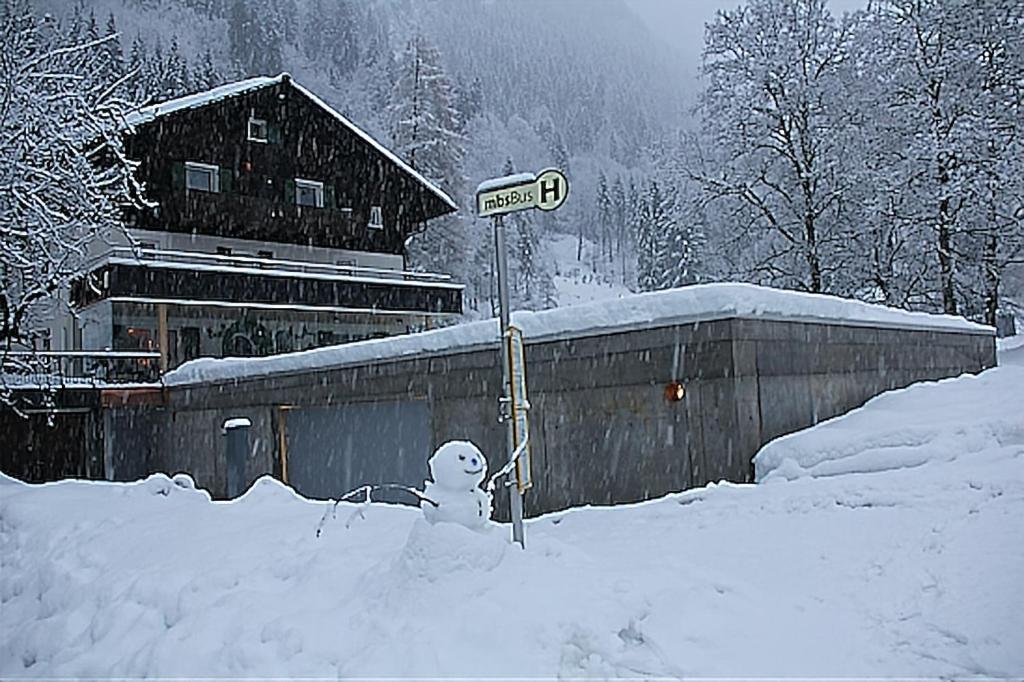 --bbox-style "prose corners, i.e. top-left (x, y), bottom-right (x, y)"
top-left (123, 74), bottom-right (458, 213)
